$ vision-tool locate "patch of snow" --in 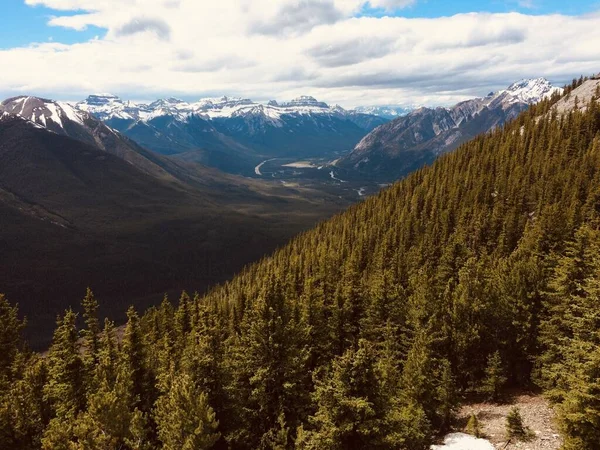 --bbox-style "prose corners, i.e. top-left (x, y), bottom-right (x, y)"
top-left (58, 102), bottom-right (85, 126)
top-left (431, 433), bottom-right (494, 450)
top-left (45, 102), bottom-right (64, 128)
